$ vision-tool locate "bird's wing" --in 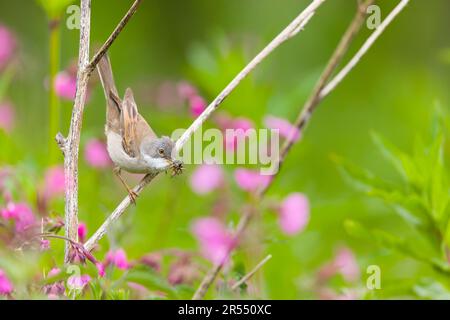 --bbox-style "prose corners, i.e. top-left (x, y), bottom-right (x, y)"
top-left (121, 88), bottom-right (156, 158)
